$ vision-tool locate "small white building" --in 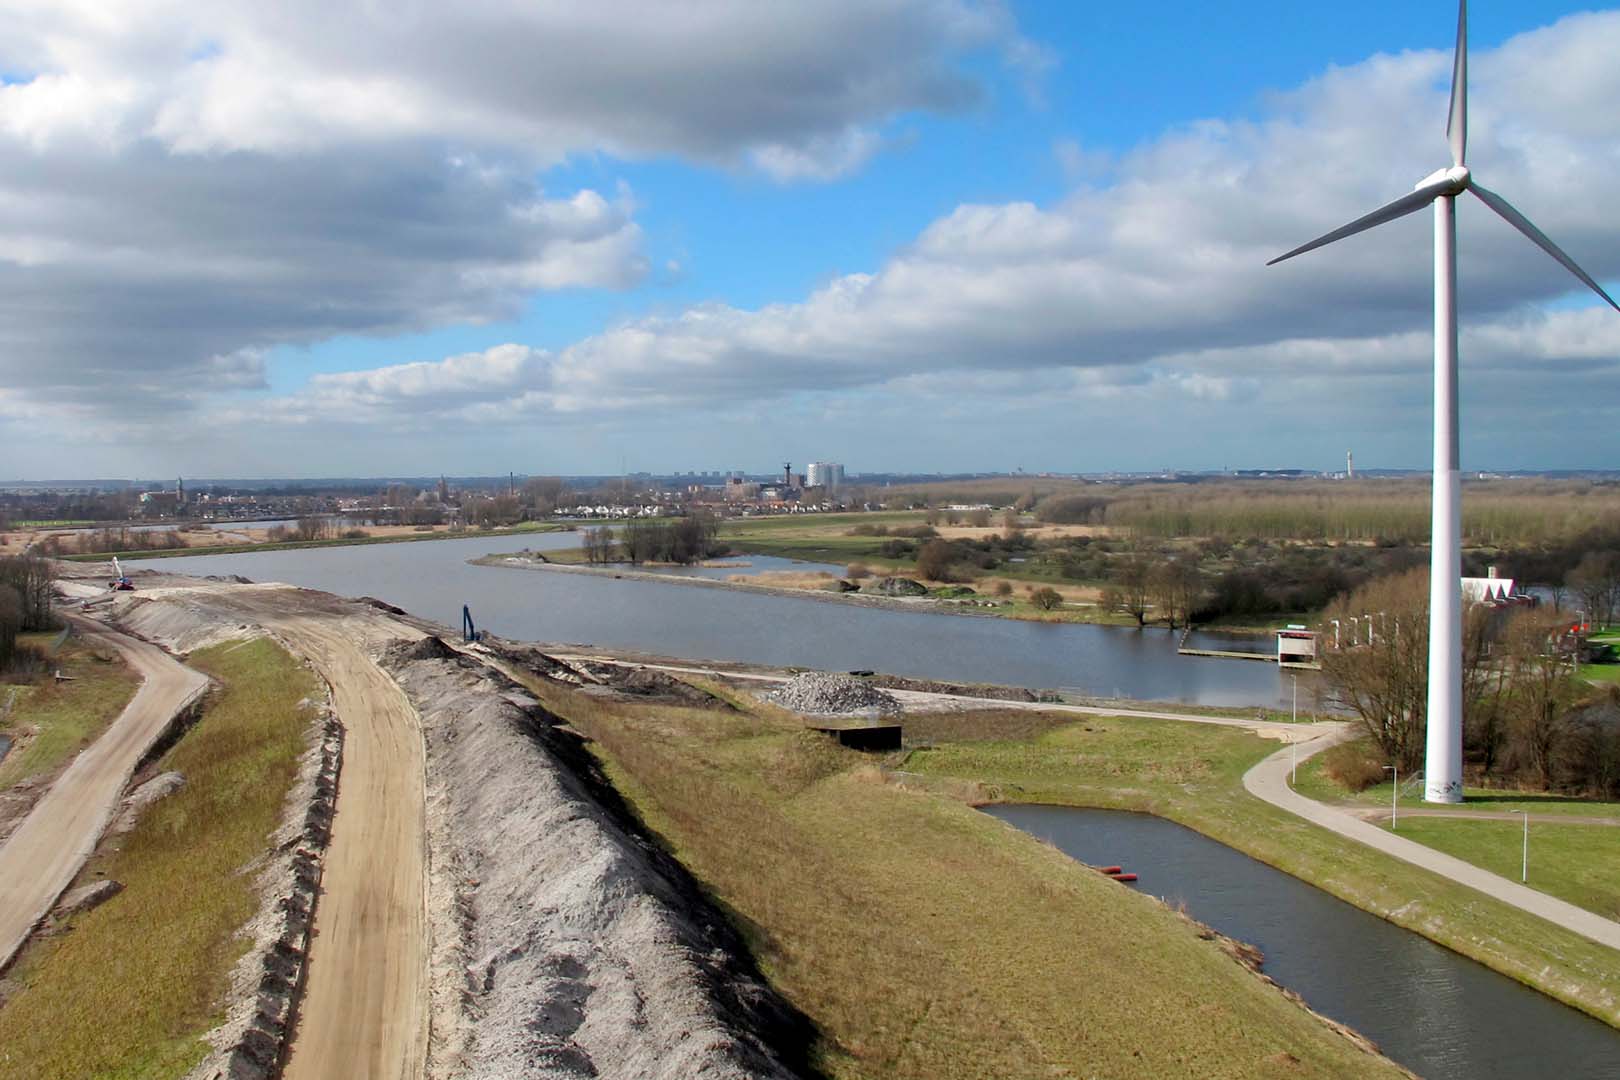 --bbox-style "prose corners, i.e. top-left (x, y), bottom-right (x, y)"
top-left (1277, 625), bottom-right (1318, 666)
